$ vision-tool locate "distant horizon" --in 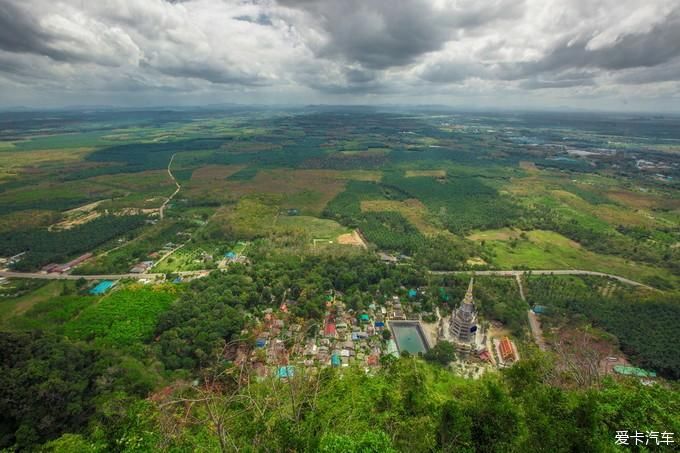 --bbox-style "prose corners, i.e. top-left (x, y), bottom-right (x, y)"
top-left (2, 102), bottom-right (680, 116)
